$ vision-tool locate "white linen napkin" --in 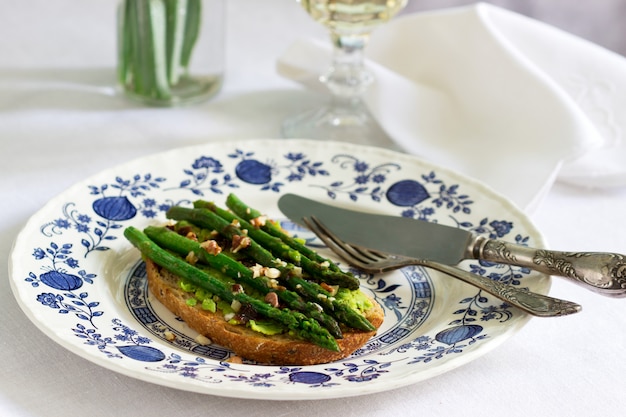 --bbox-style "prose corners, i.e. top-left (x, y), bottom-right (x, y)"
top-left (277, 2), bottom-right (626, 213)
